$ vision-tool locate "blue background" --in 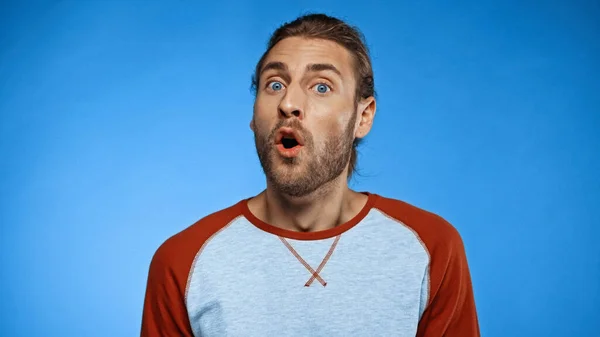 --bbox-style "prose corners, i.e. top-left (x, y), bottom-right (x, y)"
top-left (1, 1), bottom-right (598, 336)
